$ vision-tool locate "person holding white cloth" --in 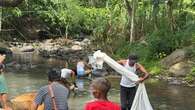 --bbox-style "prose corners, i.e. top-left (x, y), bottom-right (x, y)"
top-left (117, 54), bottom-right (149, 110)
